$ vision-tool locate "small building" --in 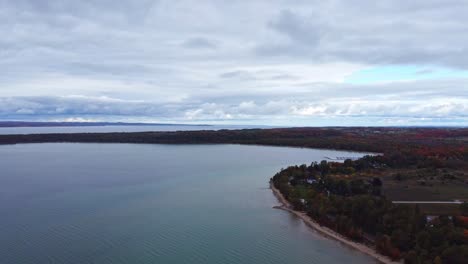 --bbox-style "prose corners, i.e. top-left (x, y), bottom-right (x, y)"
top-left (306, 178), bottom-right (317, 184)
top-left (426, 215), bottom-right (438, 223)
